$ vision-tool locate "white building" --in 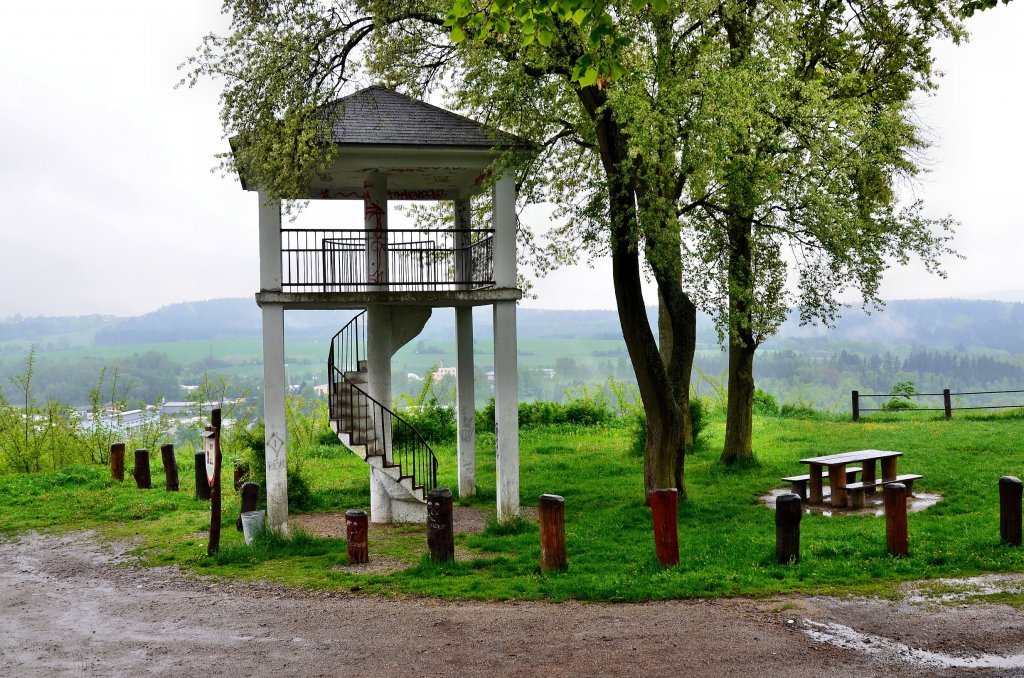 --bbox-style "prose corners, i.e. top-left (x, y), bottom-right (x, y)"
top-left (235, 86), bottom-right (531, 532)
